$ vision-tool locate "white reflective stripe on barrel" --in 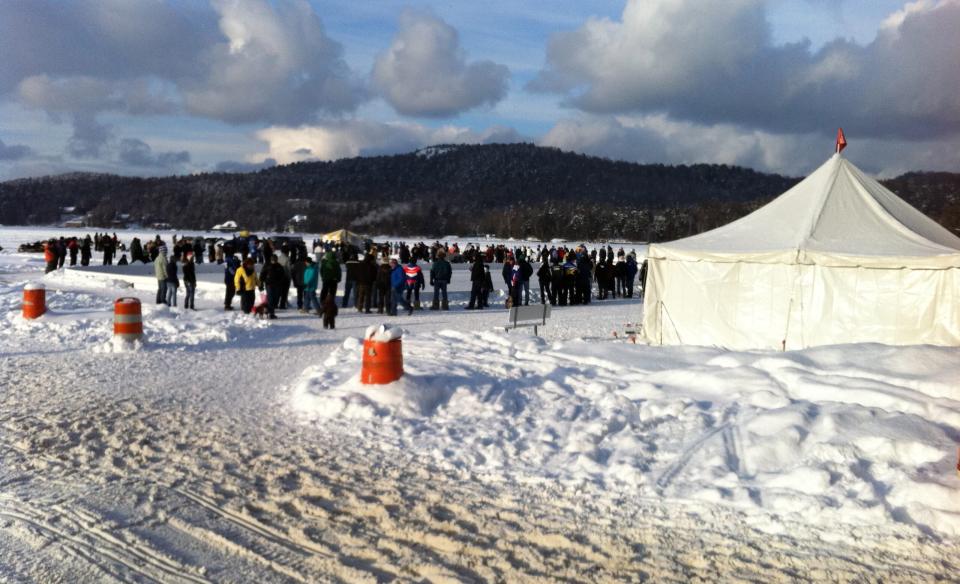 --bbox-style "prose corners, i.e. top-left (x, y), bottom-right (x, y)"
top-left (114, 315), bottom-right (143, 324)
